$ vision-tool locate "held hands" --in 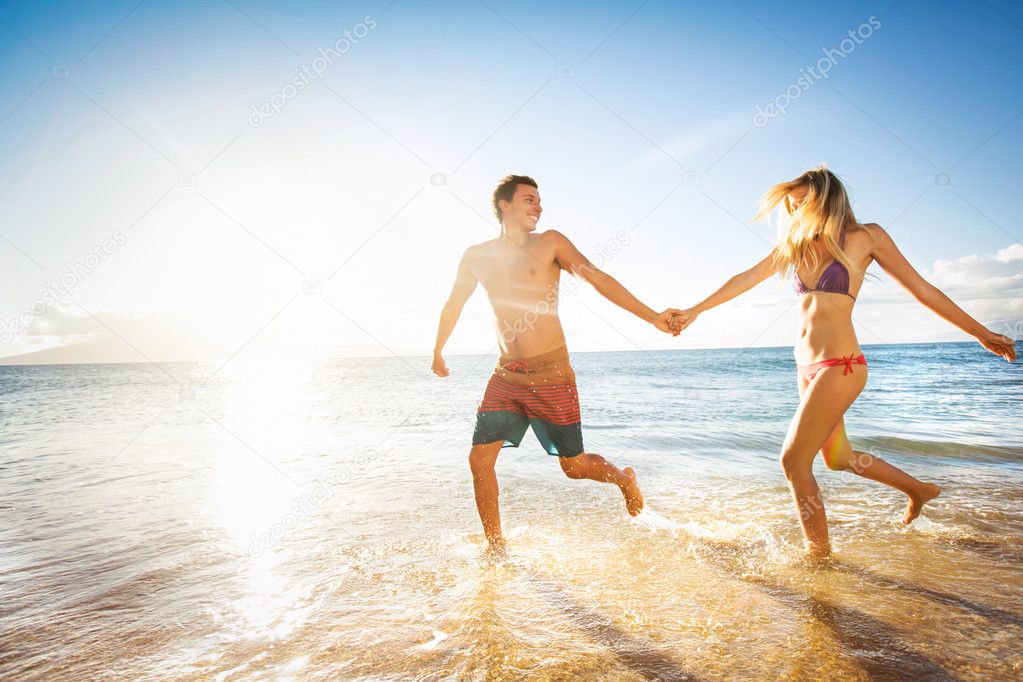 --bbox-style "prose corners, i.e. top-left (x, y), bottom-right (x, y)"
top-left (431, 353), bottom-right (450, 377)
top-left (654, 308), bottom-right (700, 337)
top-left (655, 309), bottom-right (685, 336)
top-left (667, 307), bottom-right (699, 335)
top-left (977, 328), bottom-right (1017, 363)
top-left (435, 308), bottom-right (695, 373)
